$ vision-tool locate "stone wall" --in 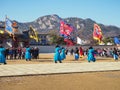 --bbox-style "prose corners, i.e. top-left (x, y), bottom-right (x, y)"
top-left (30, 45), bottom-right (117, 53)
